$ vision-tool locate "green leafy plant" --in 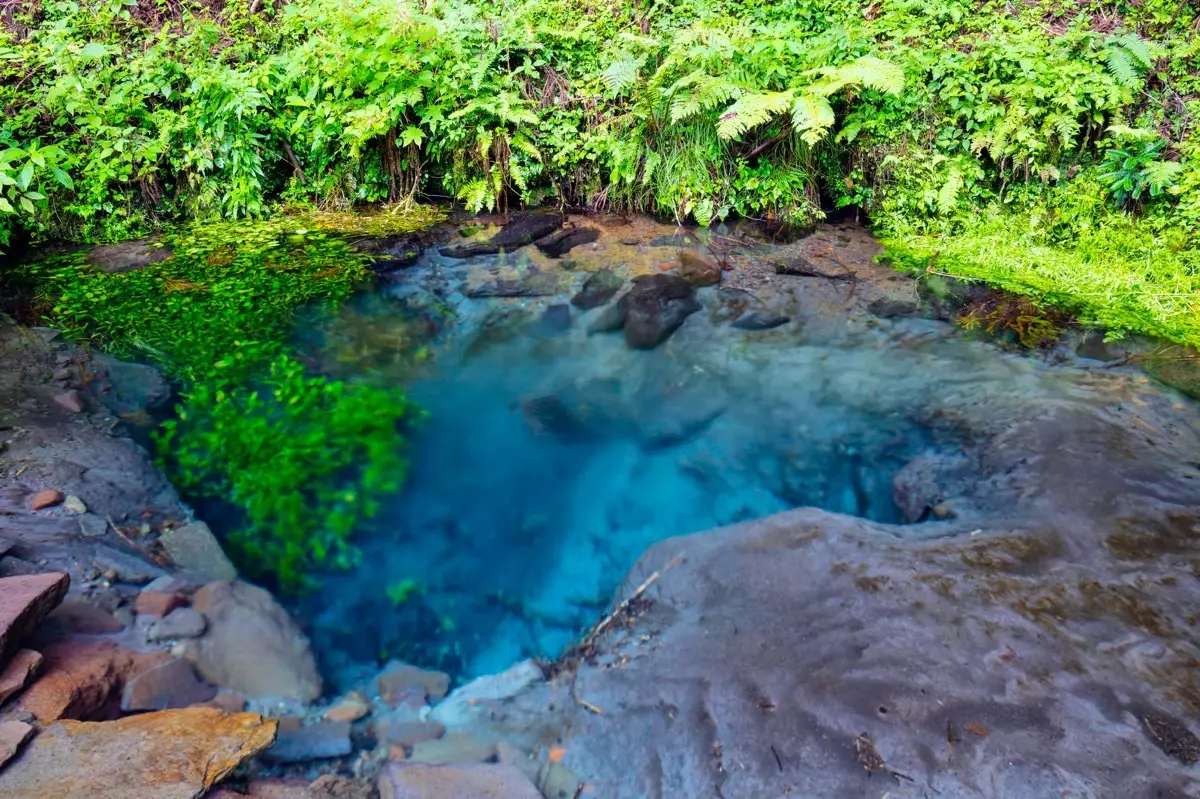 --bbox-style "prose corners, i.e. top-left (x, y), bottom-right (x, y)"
top-left (1099, 138), bottom-right (1182, 210)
